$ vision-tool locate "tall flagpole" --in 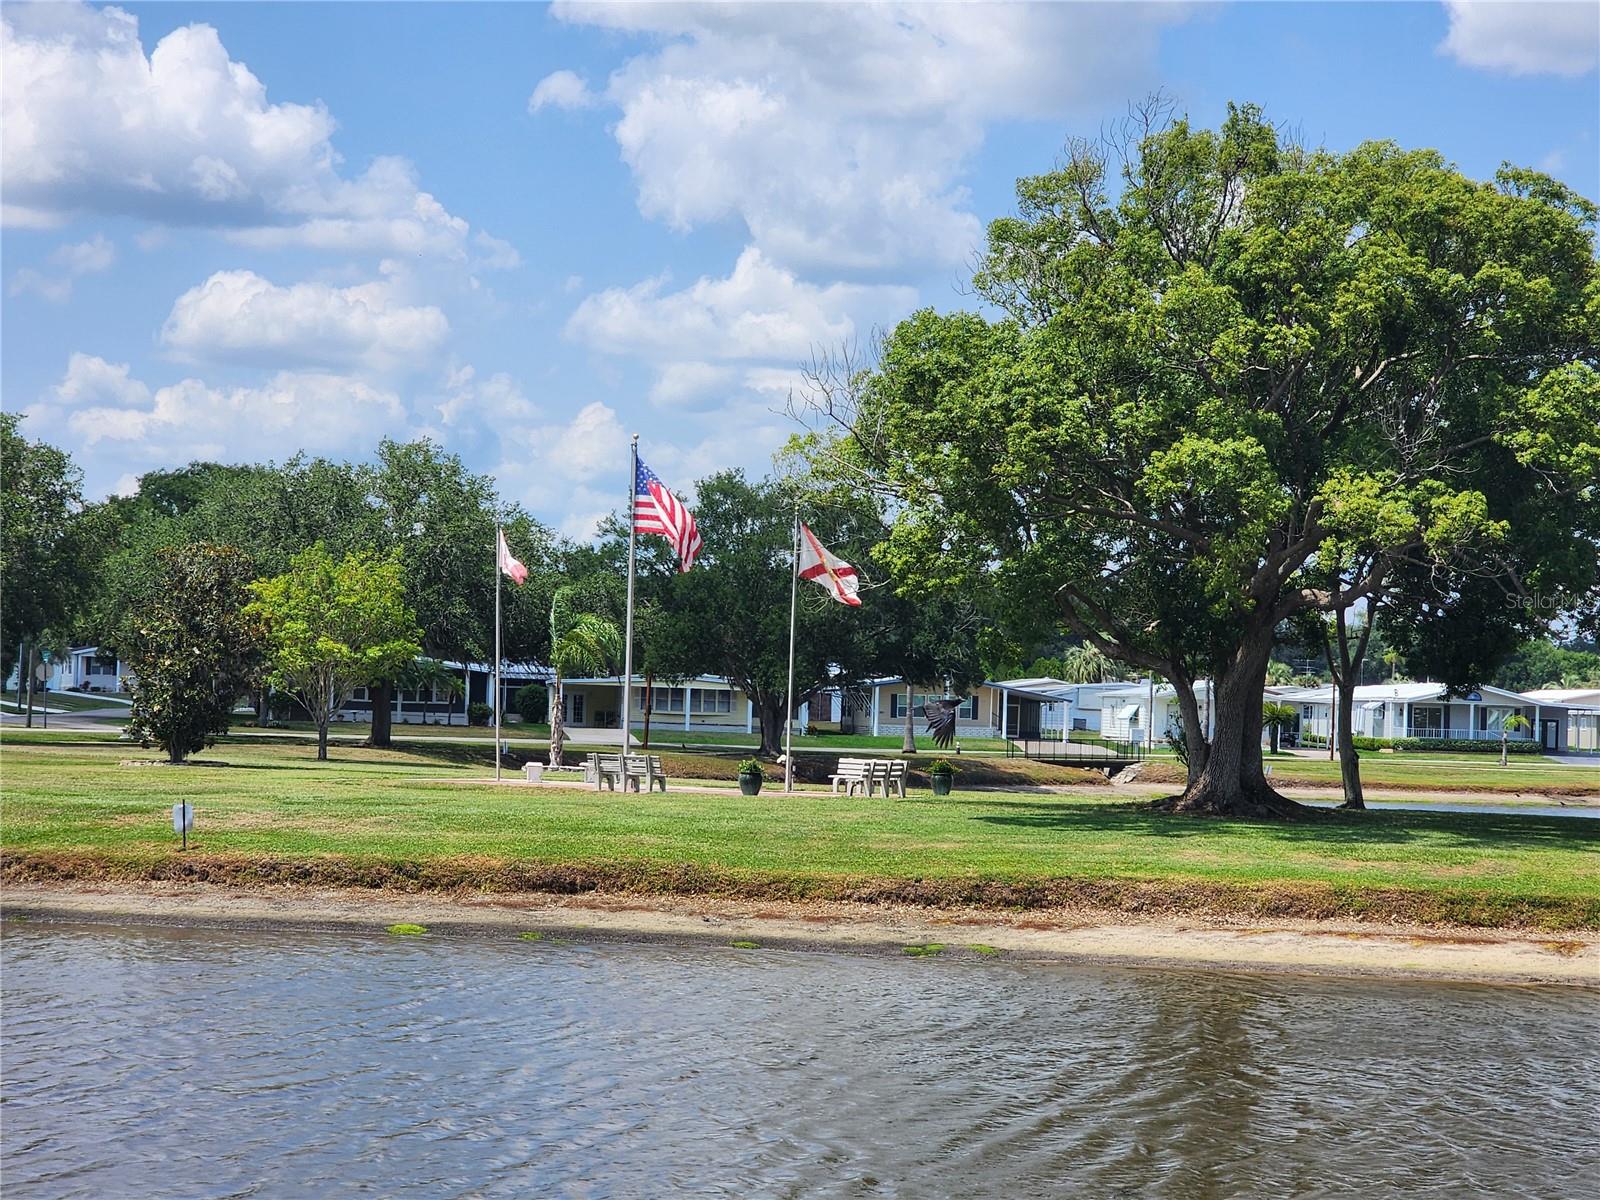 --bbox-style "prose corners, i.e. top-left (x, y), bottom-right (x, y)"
top-left (783, 509), bottom-right (800, 793)
top-left (493, 523), bottom-right (503, 781)
top-left (621, 435), bottom-right (639, 752)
